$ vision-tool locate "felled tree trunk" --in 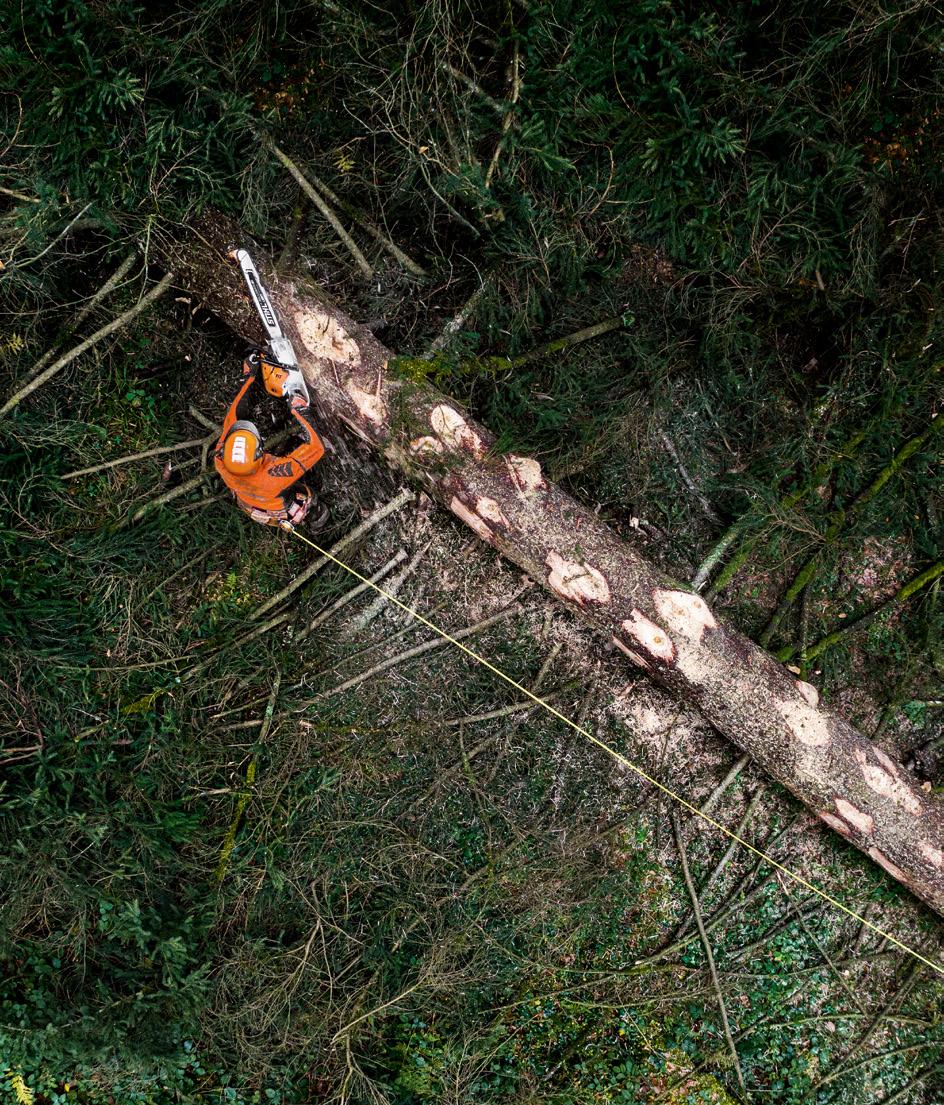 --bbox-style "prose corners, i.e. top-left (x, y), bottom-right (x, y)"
top-left (157, 213), bottom-right (944, 917)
